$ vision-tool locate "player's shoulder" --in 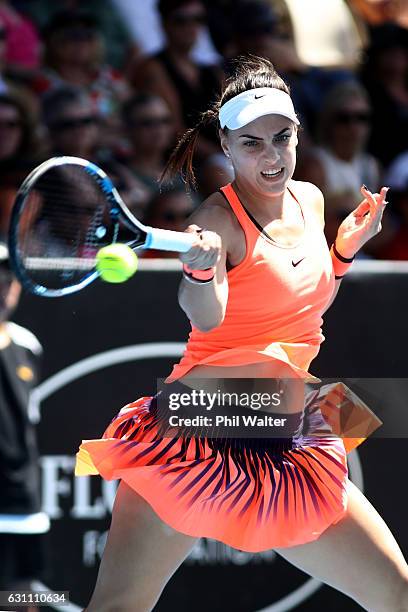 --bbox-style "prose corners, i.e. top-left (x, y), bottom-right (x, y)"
top-left (289, 180), bottom-right (325, 226)
top-left (187, 190), bottom-right (239, 233)
top-left (5, 322), bottom-right (43, 356)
